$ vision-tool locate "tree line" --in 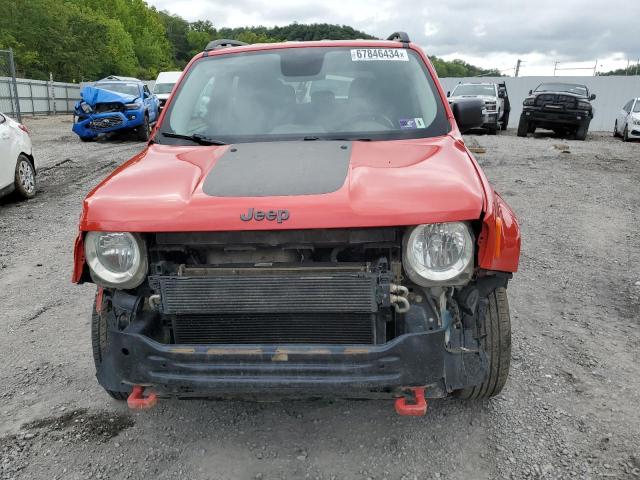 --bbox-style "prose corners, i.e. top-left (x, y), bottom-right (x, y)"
top-left (0, 0), bottom-right (500, 82)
